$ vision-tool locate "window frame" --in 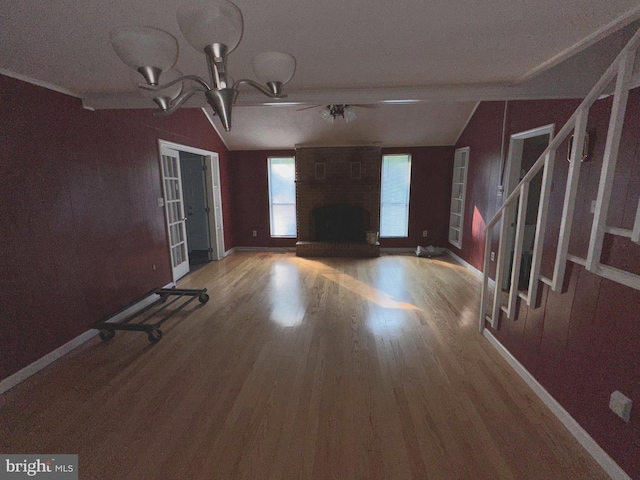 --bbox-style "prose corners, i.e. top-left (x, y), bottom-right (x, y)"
top-left (380, 153), bottom-right (412, 238)
top-left (267, 156), bottom-right (297, 238)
